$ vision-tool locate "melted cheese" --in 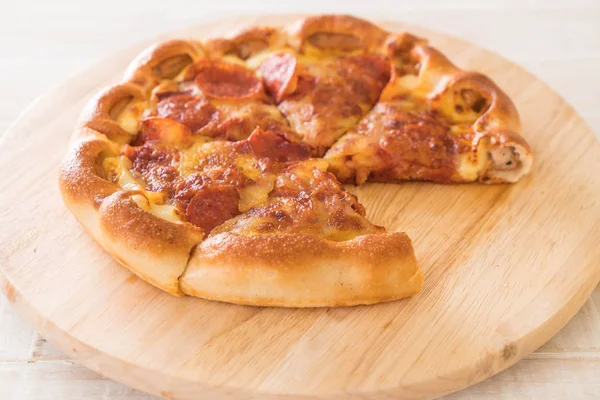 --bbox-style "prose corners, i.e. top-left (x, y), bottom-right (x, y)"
top-left (456, 139), bottom-right (489, 181)
top-left (103, 156), bottom-right (183, 223)
top-left (103, 156), bottom-right (141, 190)
top-left (380, 75), bottom-right (420, 102)
top-left (115, 100), bottom-right (148, 134)
top-left (298, 54), bottom-right (340, 78)
top-left (234, 153), bottom-right (277, 212)
top-left (211, 100), bottom-right (286, 124)
top-left (211, 159), bottom-right (380, 242)
top-left (234, 153), bottom-right (261, 181)
top-left (177, 141), bottom-right (278, 213)
top-left (151, 80), bottom-right (180, 98)
top-left (396, 74), bottom-right (420, 92)
top-left (245, 48), bottom-right (295, 70)
top-left (131, 194), bottom-right (182, 224)
top-left (220, 55), bottom-right (246, 67)
top-left (246, 49), bottom-right (338, 77)
top-left (238, 182), bottom-right (274, 212)
top-left (294, 159), bottom-right (329, 177)
top-left (173, 64), bottom-right (192, 82)
top-left (178, 140), bottom-right (221, 177)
